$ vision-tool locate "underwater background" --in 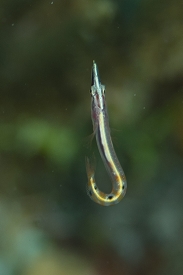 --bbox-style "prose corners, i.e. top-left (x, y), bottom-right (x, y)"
top-left (0, 0), bottom-right (183, 274)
